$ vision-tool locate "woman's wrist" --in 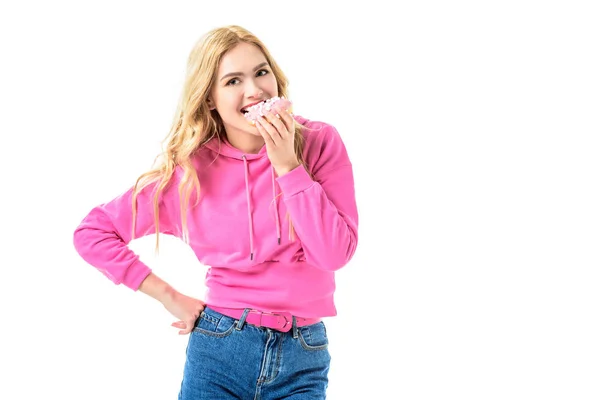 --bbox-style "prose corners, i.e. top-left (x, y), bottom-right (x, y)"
top-left (138, 272), bottom-right (177, 304)
top-left (274, 160), bottom-right (301, 177)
